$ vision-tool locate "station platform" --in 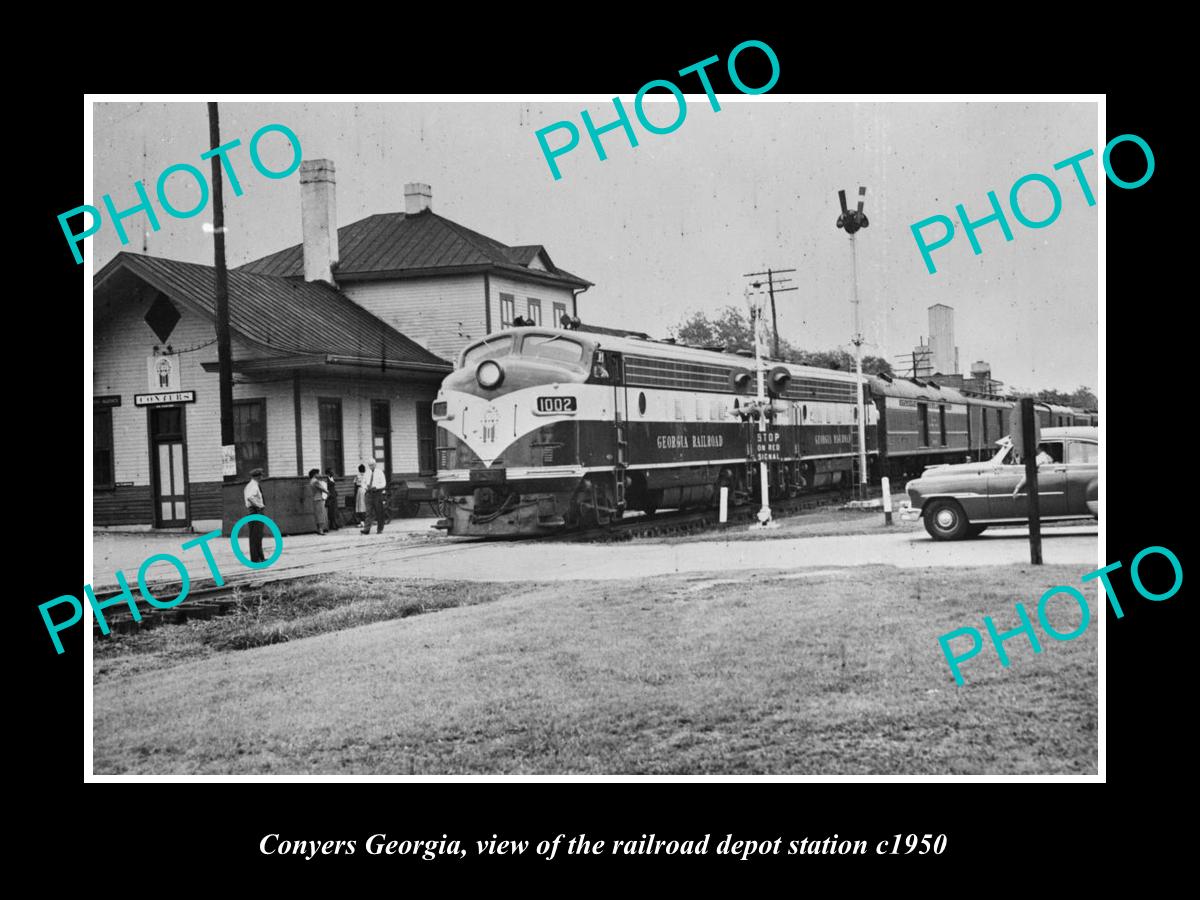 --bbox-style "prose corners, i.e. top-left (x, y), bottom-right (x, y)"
top-left (89, 518), bottom-right (442, 594)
